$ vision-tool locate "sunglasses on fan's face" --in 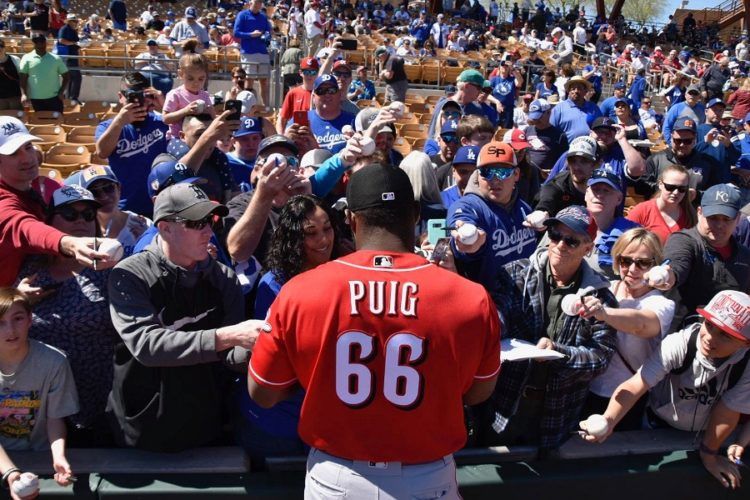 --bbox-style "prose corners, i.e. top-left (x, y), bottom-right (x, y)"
top-left (55, 206), bottom-right (97, 222)
top-left (662, 182), bottom-right (689, 193)
top-left (672, 138), bottom-right (694, 146)
top-left (479, 166), bottom-right (515, 181)
top-left (314, 86), bottom-right (338, 96)
top-left (302, 69), bottom-right (318, 76)
top-left (164, 215), bottom-right (216, 231)
top-left (618, 256), bottom-right (655, 270)
top-left (89, 182), bottom-right (117, 198)
top-left (547, 227), bottom-right (582, 249)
